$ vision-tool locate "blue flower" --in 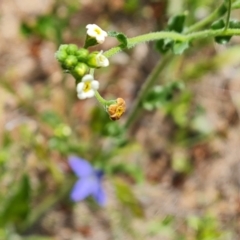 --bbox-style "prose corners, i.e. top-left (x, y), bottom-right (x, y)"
top-left (68, 156), bottom-right (106, 206)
